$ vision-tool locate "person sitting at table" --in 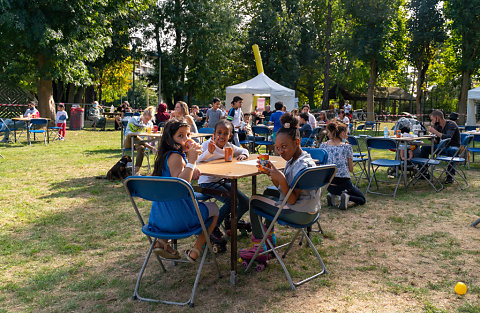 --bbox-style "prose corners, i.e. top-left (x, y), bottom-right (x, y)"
top-left (190, 105), bottom-right (204, 130)
top-left (317, 111), bottom-right (329, 126)
top-left (0, 101), bottom-right (38, 143)
top-left (269, 101), bottom-right (285, 143)
top-left (115, 101), bottom-right (133, 130)
top-left (150, 118), bottom-right (219, 262)
top-left (155, 102), bottom-right (170, 126)
top-left (262, 105), bottom-right (272, 123)
top-left (239, 113), bottom-right (253, 149)
top-left (88, 101), bottom-right (106, 131)
top-left (419, 109), bottom-right (460, 184)
top-left (301, 104), bottom-right (317, 128)
top-left (124, 106), bottom-right (156, 175)
top-left (241, 113), bottom-right (321, 256)
top-left (398, 126), bottom-right (414, 161)
top-left (321, 120), bottom-right (366, 209)
top-left (173, 101), bottom-right (198, 133)
top-left (197, 119), bottom-right (249, 242)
